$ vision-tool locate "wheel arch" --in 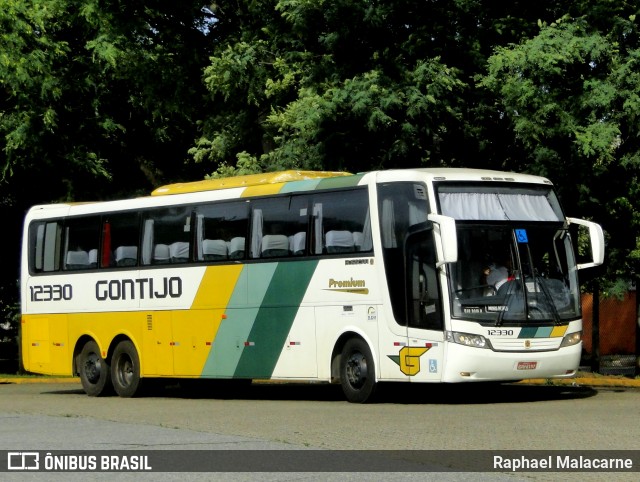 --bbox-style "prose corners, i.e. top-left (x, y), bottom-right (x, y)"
top-left (330, 330), bottom-right (378, 383)
top-left (73, 334), bottom-right (101, 375)
top-left (73, 333), bottom-right (139, 375)
top-left (108, 333), bottom-right (147, 376)
top-left (107, 334), bottom-right (136, 363)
